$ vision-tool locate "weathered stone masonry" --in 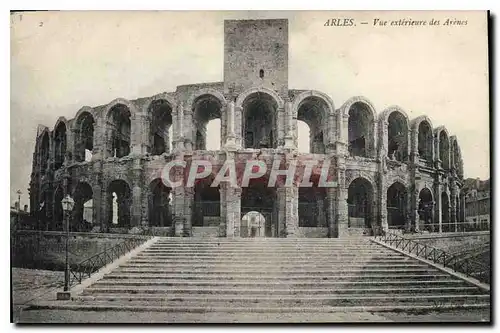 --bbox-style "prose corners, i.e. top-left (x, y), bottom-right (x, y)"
top-left (29, 19), bottom-right (465, 237)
